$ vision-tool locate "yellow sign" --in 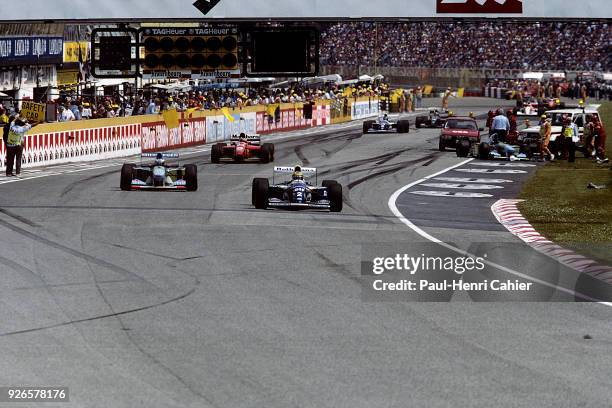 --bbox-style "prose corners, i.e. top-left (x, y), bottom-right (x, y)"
top-left (57, 69), bottom-right (79, 86)
top-left (457, 88), bottom-right (465, 98)
top-left (162, 109), bottom-right (180, 129)
top-left (63, 42), bottom-right (88, 63)
top-left (21, 101), bottom-right (46, 122)
top-left (423, 85), bottom-right (433, 95)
